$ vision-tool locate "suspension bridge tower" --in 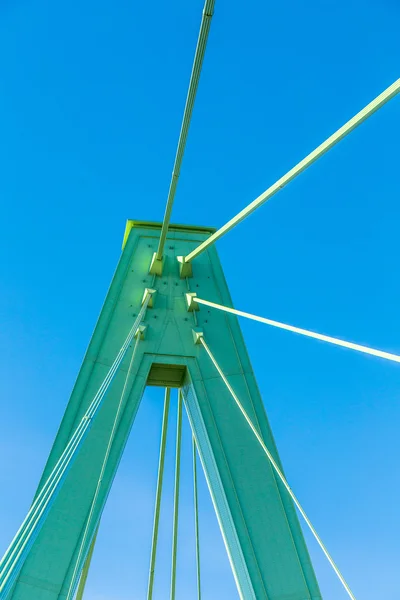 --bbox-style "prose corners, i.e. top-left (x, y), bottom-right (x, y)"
top-left (0, 1), bottom-right (398, 599)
